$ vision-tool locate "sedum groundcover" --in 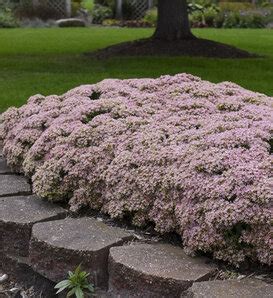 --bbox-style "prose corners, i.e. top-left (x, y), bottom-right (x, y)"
top-left (0, 74), bottom-right (272, 266)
